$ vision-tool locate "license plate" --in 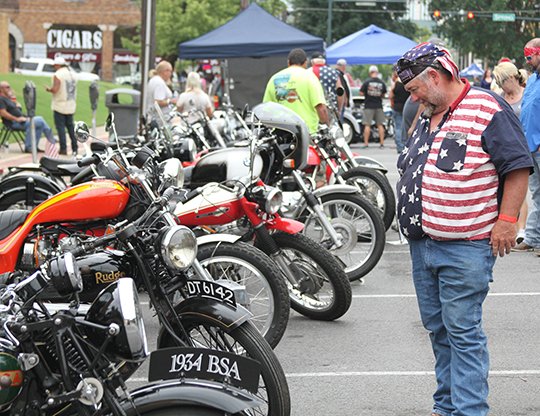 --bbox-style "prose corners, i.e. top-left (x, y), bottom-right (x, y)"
top-left (148, 347), bottom-right (261, 393)
top-left (185, 280), bottom-right (236, 307)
